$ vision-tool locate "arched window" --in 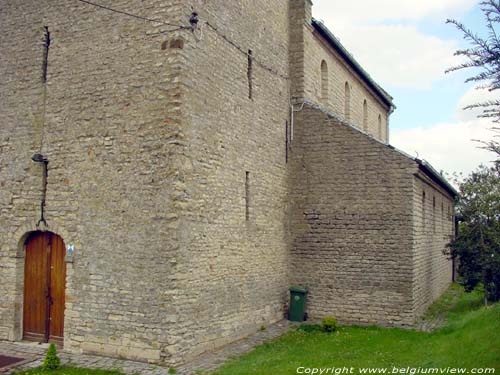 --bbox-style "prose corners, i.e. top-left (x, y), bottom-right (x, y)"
top-left (344, 82), bottom-right (351, 121)
top-left (378, 114), bottom-right (382, 139)
top-left (363, 100), bottom-right (368, 131)
top-left (321, 60), bottom-right (329, 103)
